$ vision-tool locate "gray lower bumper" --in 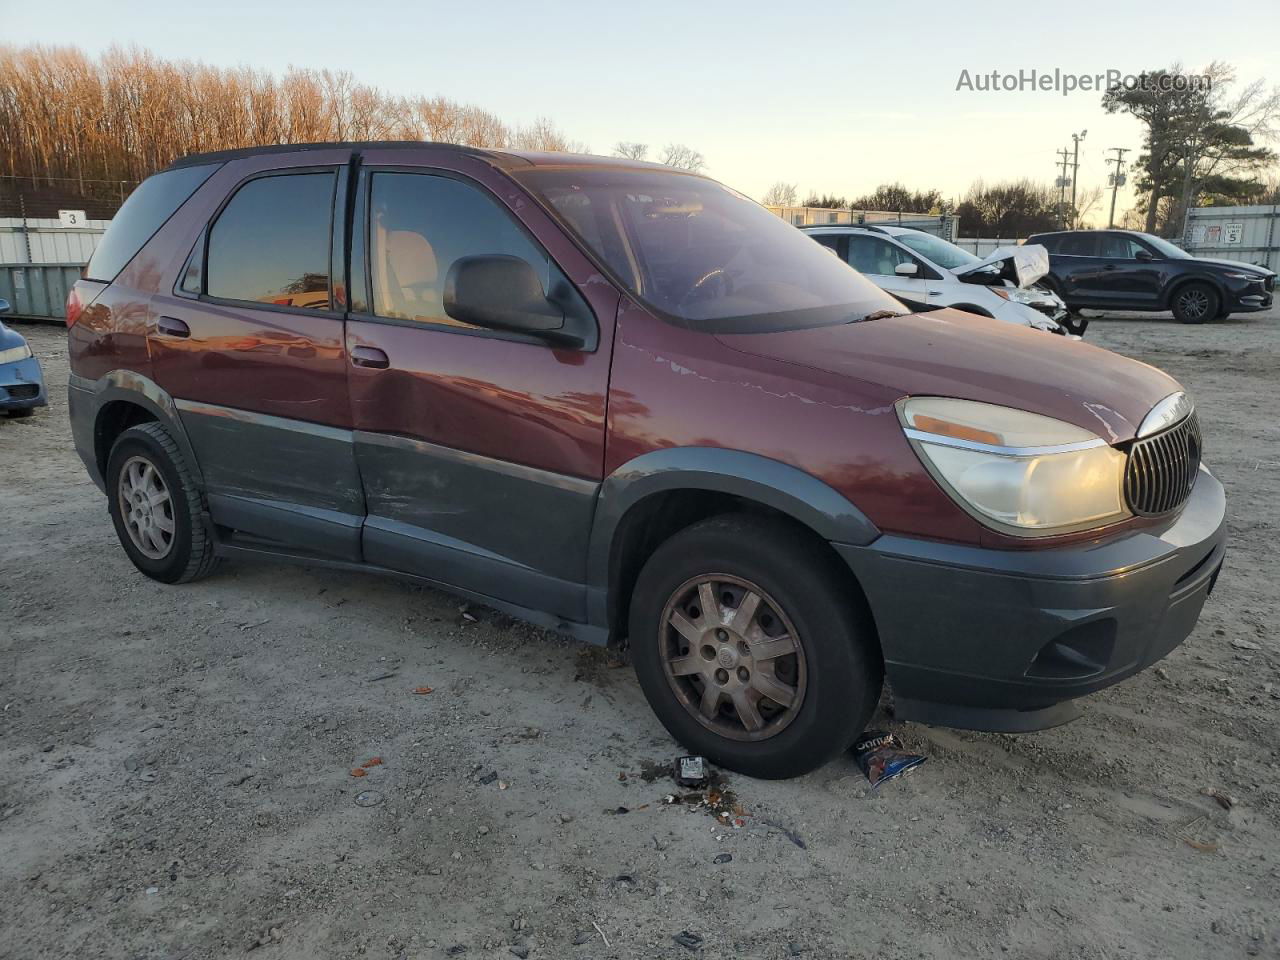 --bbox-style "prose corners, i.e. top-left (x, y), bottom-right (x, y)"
top-left (836, 466), bottom-right (1226, 731)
